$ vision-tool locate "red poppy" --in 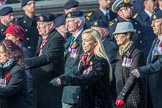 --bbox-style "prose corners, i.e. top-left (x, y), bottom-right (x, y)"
top-left (4, 73), bottom-right (11, 80)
